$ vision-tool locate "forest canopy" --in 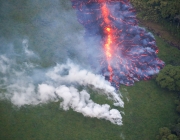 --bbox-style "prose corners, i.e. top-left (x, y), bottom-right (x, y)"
top-left (156, 65), bottom-right (180, 91)
top-left (130, 0), bottom-right (180, 22)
